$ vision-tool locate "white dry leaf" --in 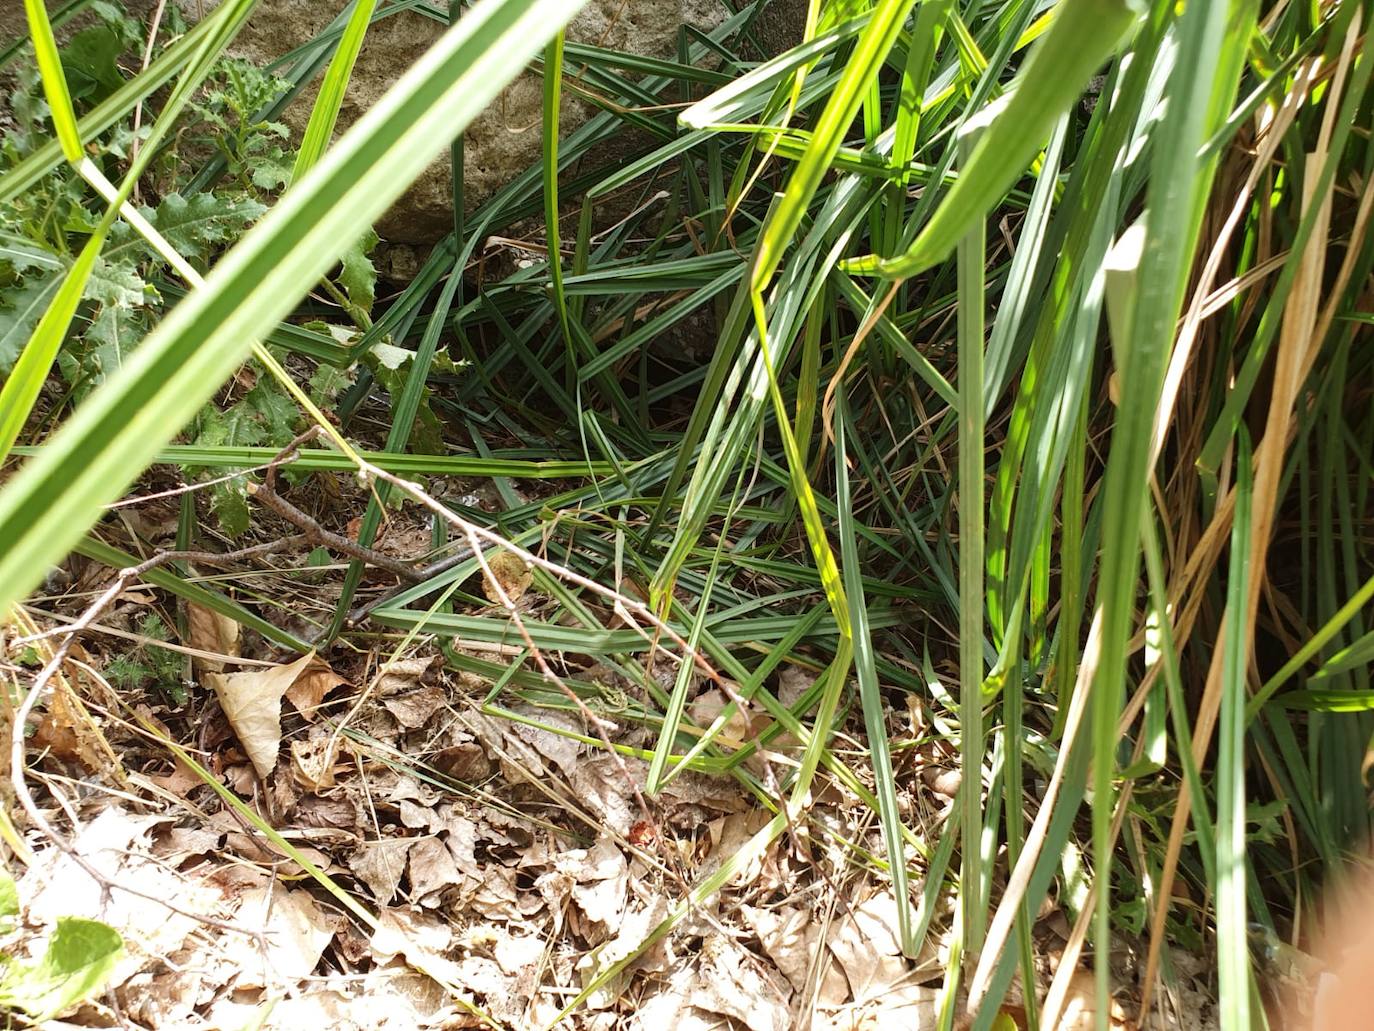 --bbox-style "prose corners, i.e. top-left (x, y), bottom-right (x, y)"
top-left (226, 885), bottom-right (336, 988)
top-left (631, 992), bottom-right (723, 1031)
top-left (686, 933), bottom-right (791, 1031)
top-left (186, 603), bottom-right (239, 674)
top-left (290, 731), bottom-right (342, 790)
top-left (567, 754), bottom-right (642, 834)
top-left (576, 896), bottom-right (670, 1010)
top-left (24, 808), bottom-right (221, 993)
top-left (742, 905), bottom-right (819, 993)
top-left (208, 651), bottom-right (316, 777)
top-left (494, 935), bottom-right (545, 976)
top-left (470, 865), bottom-right (519, 919)
top-left (686, 686), bottom-right (753, 747)
top-left (506, 712), bottom-right (584, 779)
top-left (703, 809), bottom-right (772, 886)
top-left (1057, 968), bottom-right (1131, 1030)
top-left (825, 892), bottom-right (913, 1005)
top-left (370, 908), bottom-right (463, 987)
top-left (558, 837), bottom-right (629, 927)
